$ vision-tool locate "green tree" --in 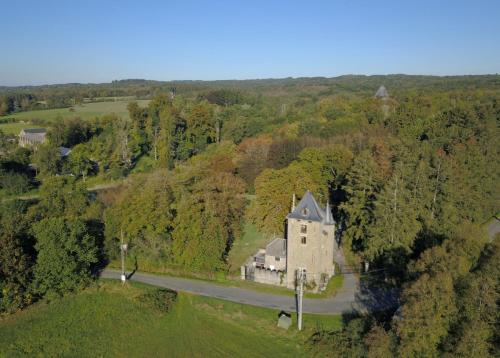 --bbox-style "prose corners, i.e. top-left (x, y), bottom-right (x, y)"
top-left (364, 326), bottom-right (395, 358)
top-left (365, 163), bottom-right (421, 259)
top-left (172, 170), bottom-right (246, 271)
top-left (396, 272), bottom-right (457, 357)
top-left (68, 144), bottom-right (93, 181)
top-left (32, 217), bottom-right (98, 297)
top-left (32, 144), bottom-right (61, 177)
top-left (104, 170), bottom-right (175, 262)
top-left (341, 151), bottom-right (383, 252)
top-left (248, 163), bottom-right (320, 235)
top-left (29, 176), bottom-right (88, 220)
top-left (0, 201), bottom-right (33, 312)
